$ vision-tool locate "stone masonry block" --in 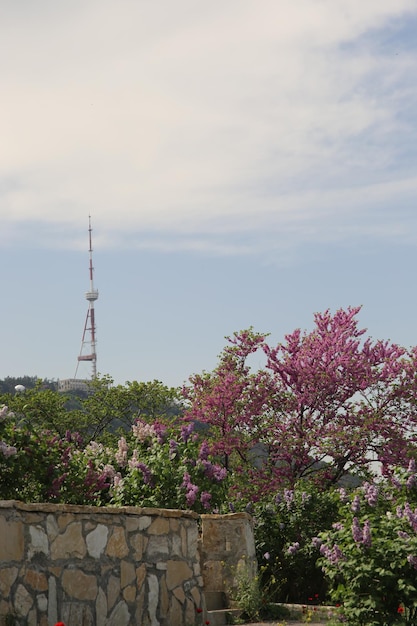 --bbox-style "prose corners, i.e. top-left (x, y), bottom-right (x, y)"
top-left (0, 518), bottom-right (24, 561)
